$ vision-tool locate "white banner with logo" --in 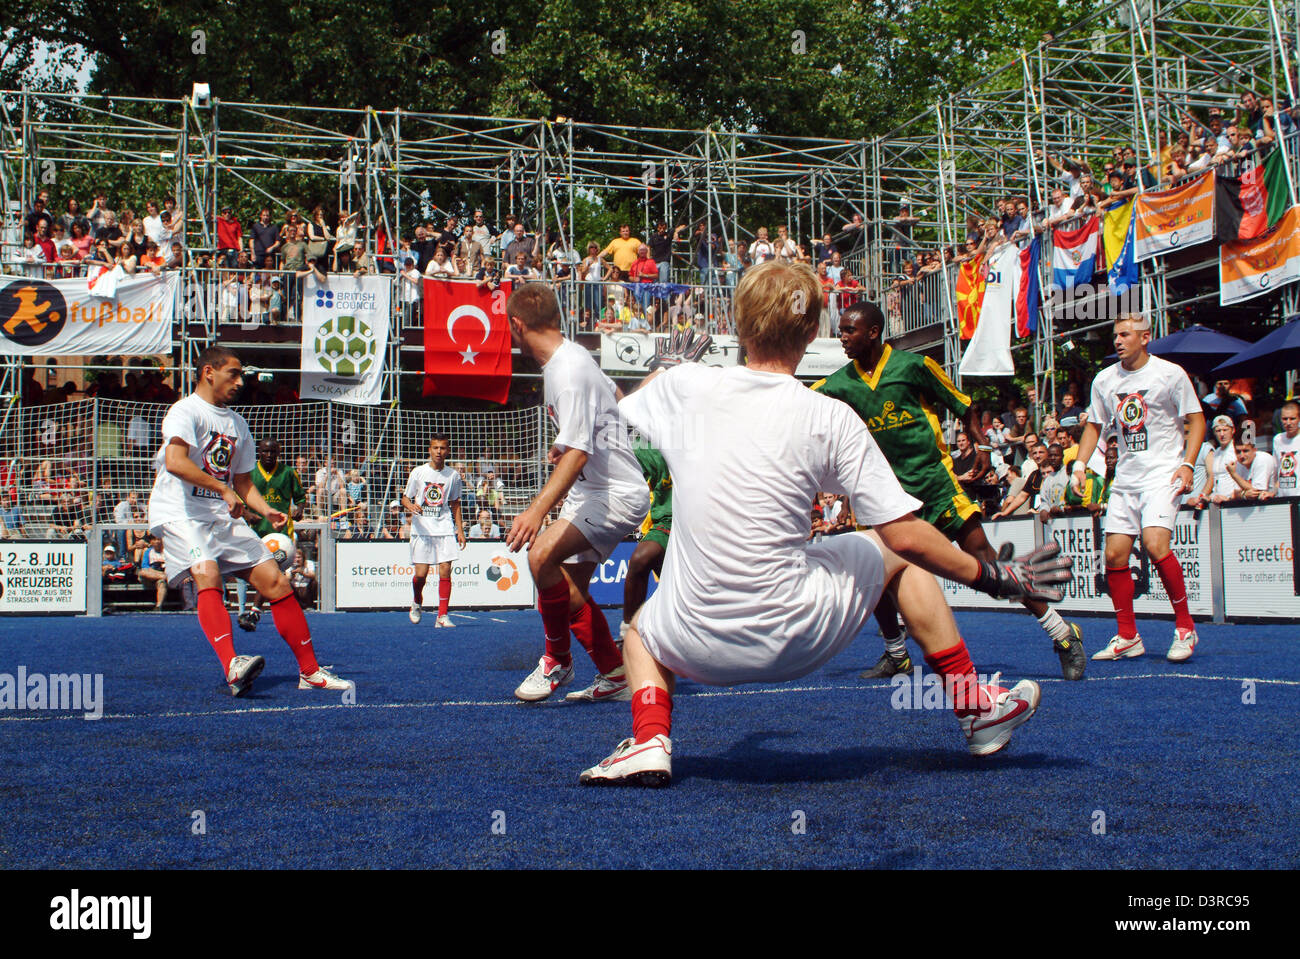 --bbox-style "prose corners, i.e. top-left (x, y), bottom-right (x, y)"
top-left (1219, 503), bottom-right (1299, 618)
top-left (941, 518), bottom-right (1038, 610)
top-left (335, 540), bottom-right (534, 609)
top-left (0, 542), bottom-right (87, 613)
top-left (0, 273), bottom-right (176, 356)
top-left (300, 275), bottom-right (390, 405)
top-left (601, 333), bottom-right (846, 377)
